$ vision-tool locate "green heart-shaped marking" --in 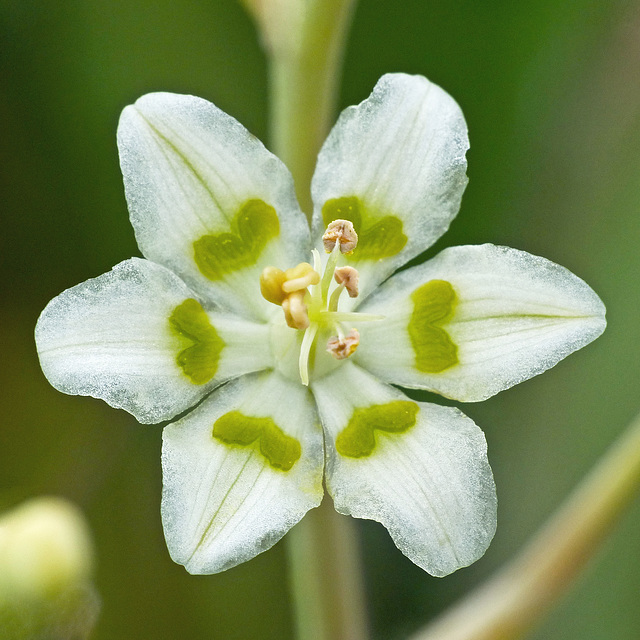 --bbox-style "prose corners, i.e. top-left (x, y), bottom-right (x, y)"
top-left (169, 298), bottom-right (225, 385)
top-left (212, 410), bottom-right (302, 472)
top-left (194, 199), bottom-right (280, 281)
top-left (335, 400), bottom-right (419, 458)
top-left (322, 196), bottom-right (407, 260)
top-left (409, 280), bottom-right (458, 373)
